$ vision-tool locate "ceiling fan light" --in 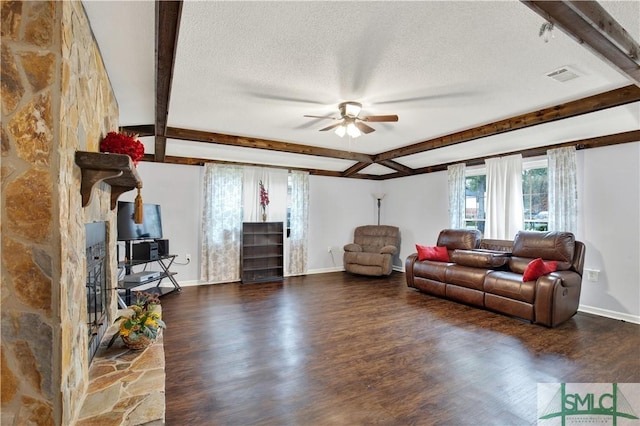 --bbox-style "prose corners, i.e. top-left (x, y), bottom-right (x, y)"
top-left (335, 125), bottom-right (346, 138)
top-left (344, 102), bottom-right (362, 118)
top-left (346, 122), bottom-right (361, 138)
